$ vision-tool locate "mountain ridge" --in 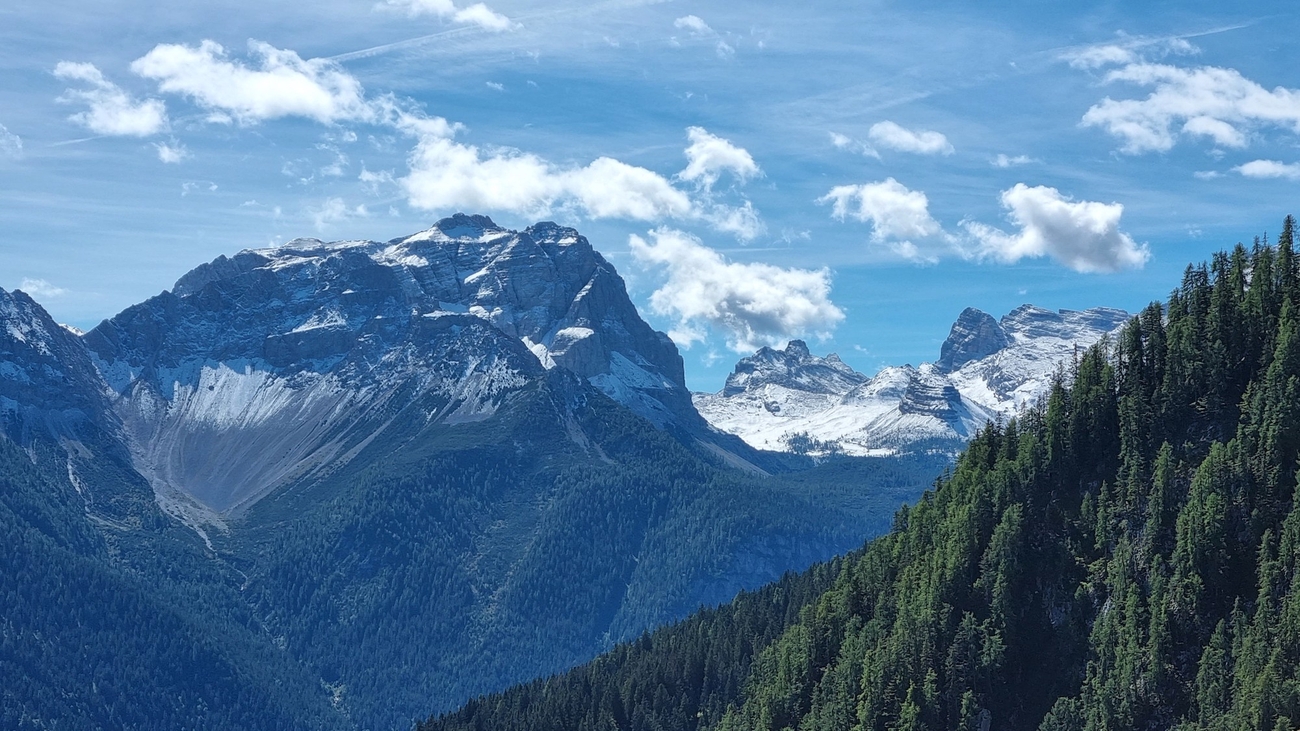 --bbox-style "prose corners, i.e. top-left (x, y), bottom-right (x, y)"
top-left (694, 304), bottom-right (1130, 457)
